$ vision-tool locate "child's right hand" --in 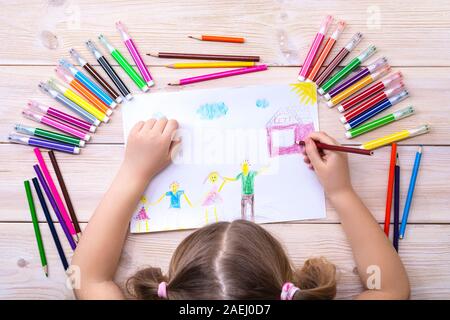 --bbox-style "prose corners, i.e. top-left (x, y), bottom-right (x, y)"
top-left (122, 118), bottom-right (179, 183)
top-left (302, 131), bottom-right (353, 198)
